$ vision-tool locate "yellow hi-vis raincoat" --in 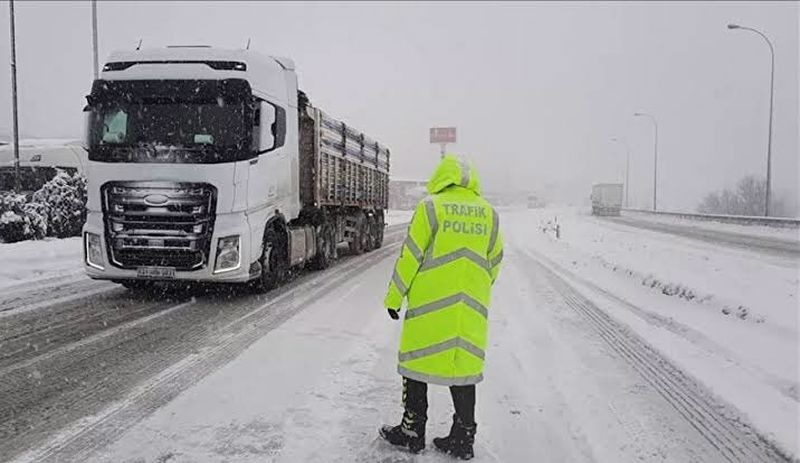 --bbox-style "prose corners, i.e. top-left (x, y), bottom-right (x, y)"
top-left (385, 155), bottom-right (503, 386)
